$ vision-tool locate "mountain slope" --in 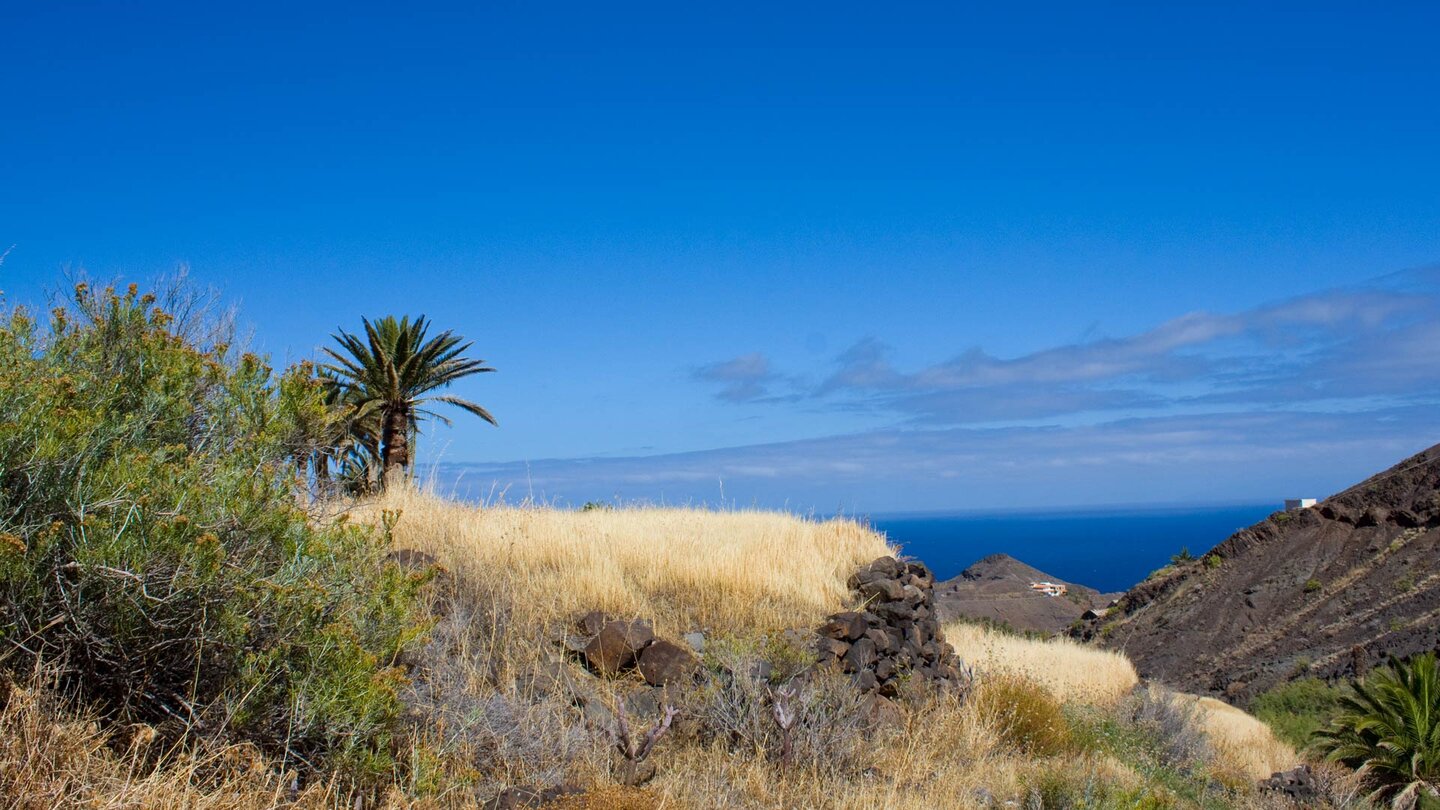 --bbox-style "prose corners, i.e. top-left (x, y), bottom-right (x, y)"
top-left (935, 554), bottom-right (1119, 635)
top-left (1085, 443), bottom-right (1440, 702)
